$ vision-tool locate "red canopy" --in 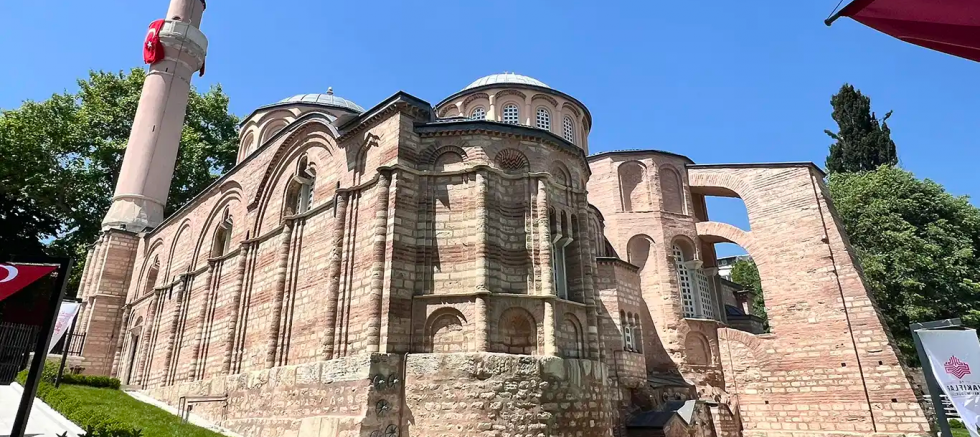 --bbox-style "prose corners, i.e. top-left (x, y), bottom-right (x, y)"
top-left (832, 0), bottom-right (980, 63)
